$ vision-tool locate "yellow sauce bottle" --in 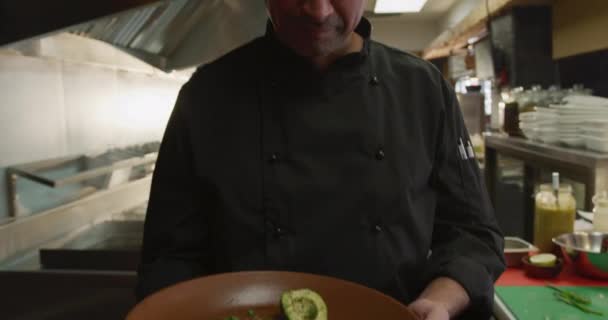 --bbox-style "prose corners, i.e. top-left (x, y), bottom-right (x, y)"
top-left (533, 182), bottom-right (576, 253)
